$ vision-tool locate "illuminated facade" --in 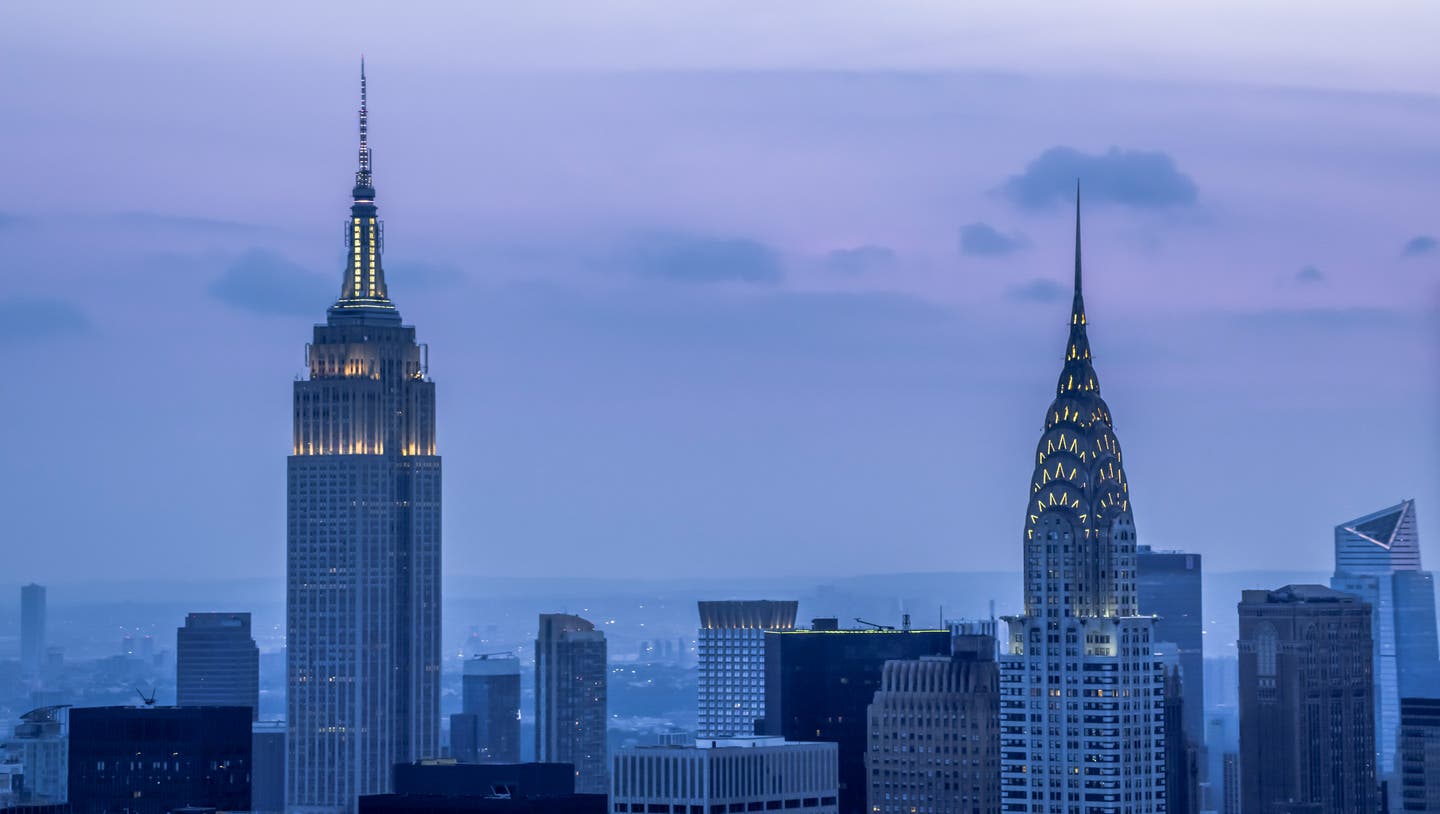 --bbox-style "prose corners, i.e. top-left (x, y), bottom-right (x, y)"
top-left (286, 62), bottom-right (441, 814)
top-left (999, 195), bottom-right (1166, 813)
top-left (697, 600), bottom-right (799, 738)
